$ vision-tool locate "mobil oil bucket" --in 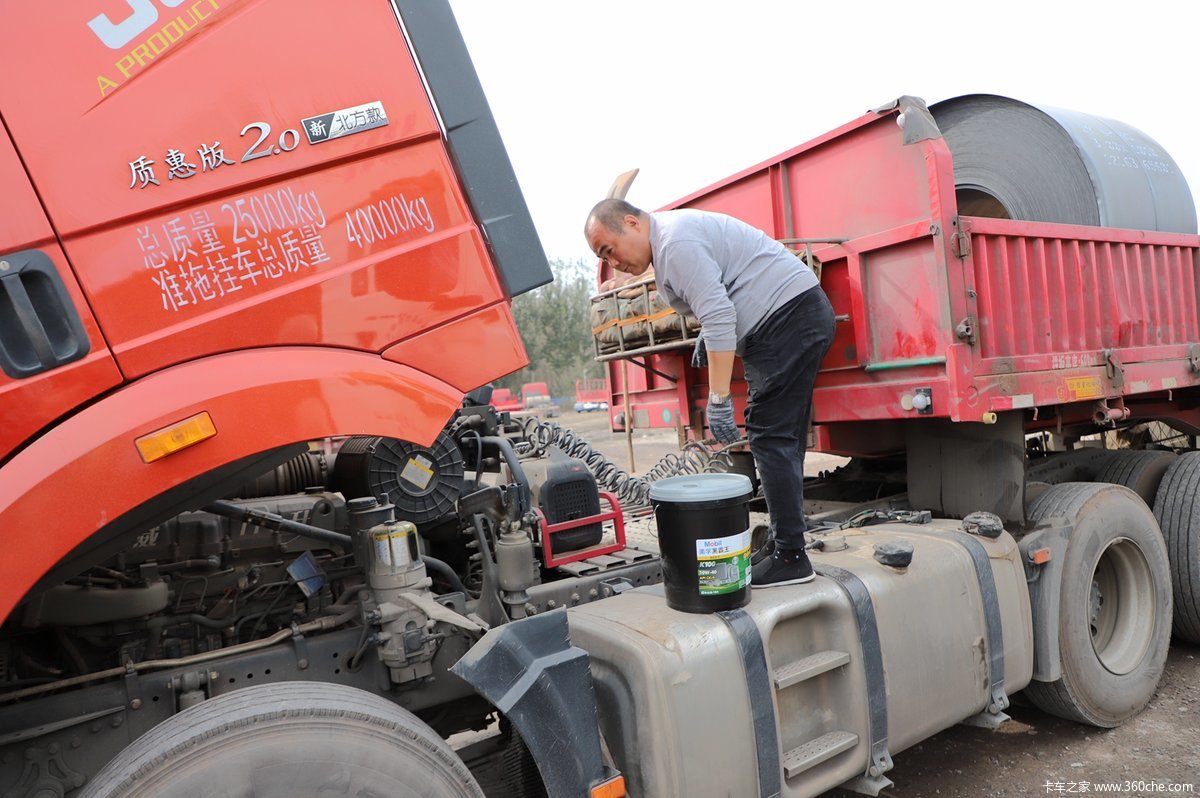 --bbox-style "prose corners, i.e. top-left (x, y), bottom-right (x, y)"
top-left (649, 473), bottom-right (753, 613)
